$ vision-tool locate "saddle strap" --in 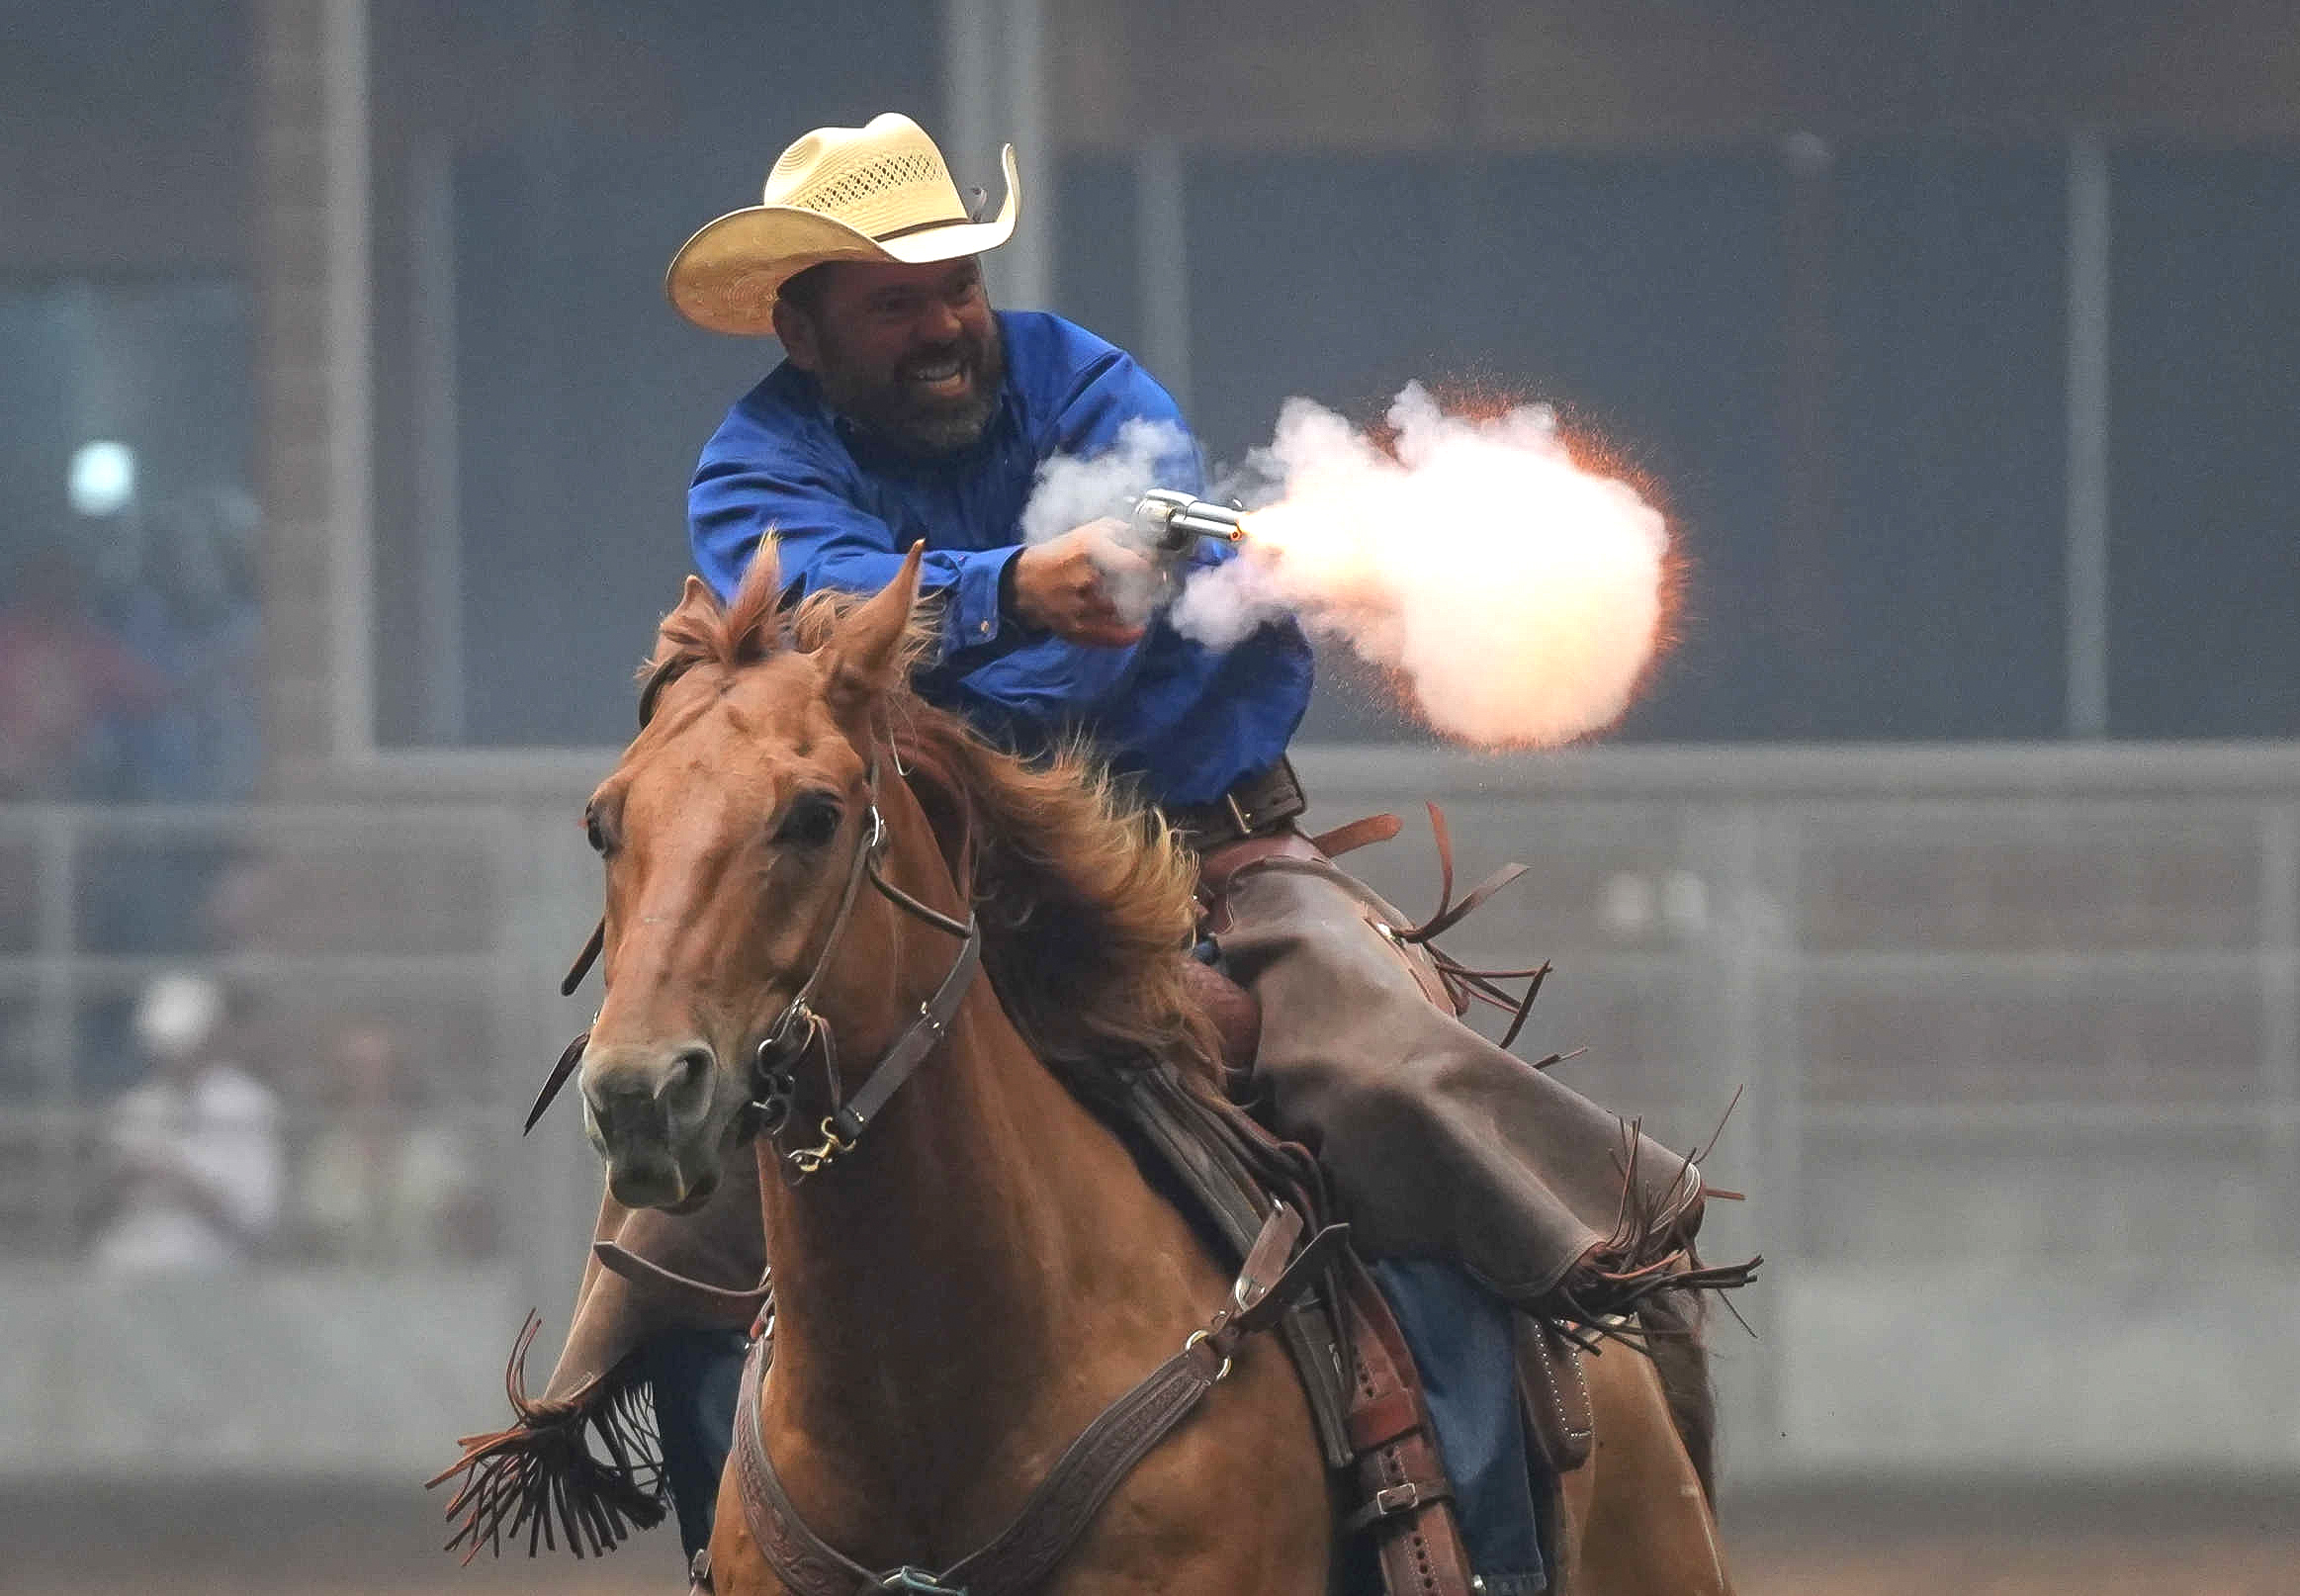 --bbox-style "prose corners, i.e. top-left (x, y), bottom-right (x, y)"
top-left (1341, 1263), bottom-right (1481, 1596)
top-left (1115, 1065), bottom-right (1358, 1469)
top-left (734, 1205), bottom-right (1339, 1596)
